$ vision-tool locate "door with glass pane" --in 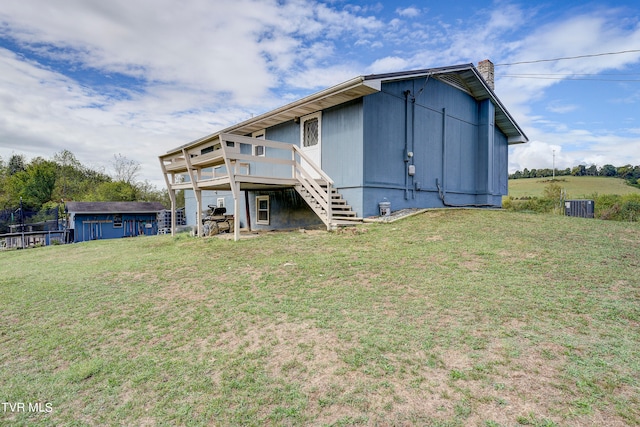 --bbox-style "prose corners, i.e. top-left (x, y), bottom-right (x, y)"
top-left (300, 112), bottom-right (321, 178)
